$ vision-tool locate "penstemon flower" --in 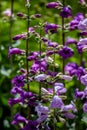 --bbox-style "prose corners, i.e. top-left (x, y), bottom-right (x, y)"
top-left (8, 47), bottom-right (24, 58)
top-left (46, 2), bottom-right (59, 9)
top-left (83, 102), bottom-right (87, 112)
top-left (51, 95), bottom-right (64, 108)
top-left (11, 75), bottom-right (25, 87)
top-left (58, 46), bottom-right (74, 59)
top-left (81, 74), bottom-right (87, 86)
top-left (44, 22), bottom-right (60, 34)
top-left (60, 6), bottom-right (72, 18)
top-left (7, 0), bottom-right (87, 129)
